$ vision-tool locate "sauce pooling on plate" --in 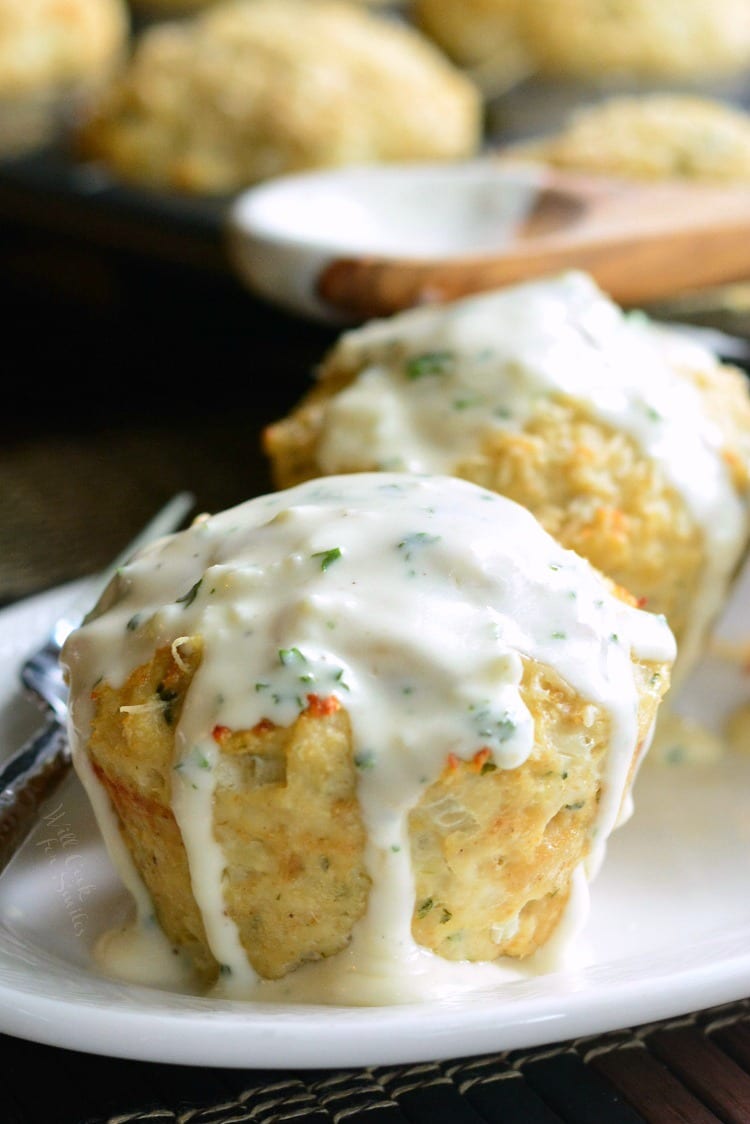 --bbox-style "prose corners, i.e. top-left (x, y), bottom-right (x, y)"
top-left (62, 473), bottom-right (675, 1004)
